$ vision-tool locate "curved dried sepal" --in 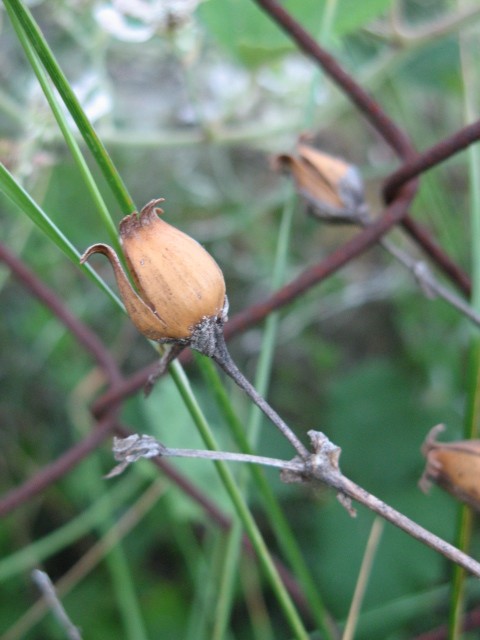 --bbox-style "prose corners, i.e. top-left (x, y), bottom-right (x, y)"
top-left (80, 243), bottom-right (169, 341)
top-left (139, 198), bottom-right (165, 216)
